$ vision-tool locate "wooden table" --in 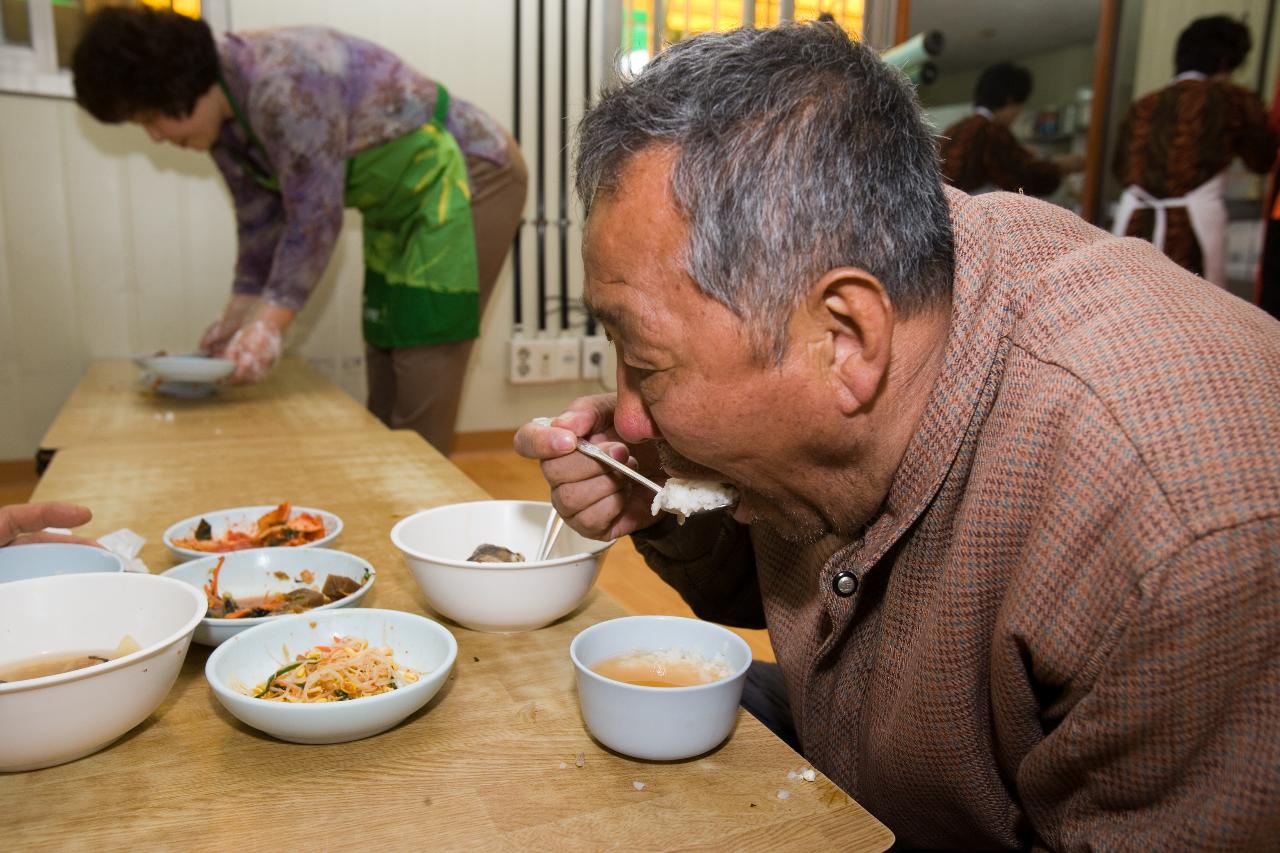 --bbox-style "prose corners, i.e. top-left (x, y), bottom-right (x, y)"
top-left (7, 380), bottom-right (894, 850)
top-left (37, 358), bottom-right (382, 465)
